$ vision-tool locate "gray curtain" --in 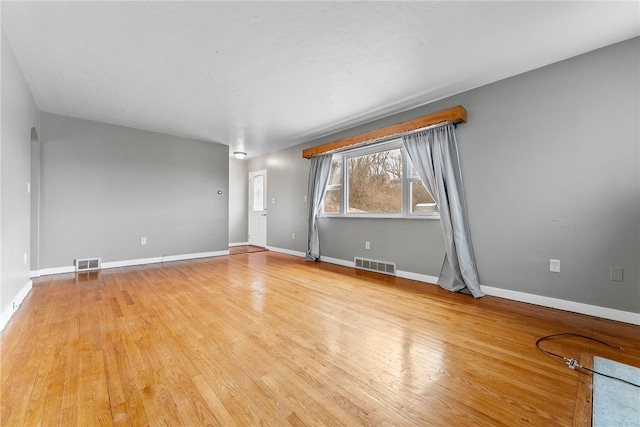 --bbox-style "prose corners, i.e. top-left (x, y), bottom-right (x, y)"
top-left (403, 123), bottom-right (483, 298)
top-left (306, 154), bottom-right (333, 261)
